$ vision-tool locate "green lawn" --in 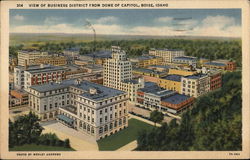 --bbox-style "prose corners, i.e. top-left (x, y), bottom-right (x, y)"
top-left (97, 118), bottom-right (154, 151)
top-left (9, 144), bottom-right (75, 151)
